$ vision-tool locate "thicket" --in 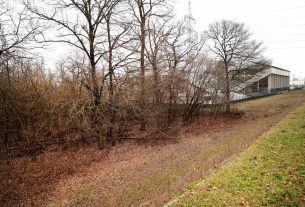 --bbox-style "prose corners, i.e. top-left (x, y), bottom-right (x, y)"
top-left (0, 0), bottom-right (268, 156)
